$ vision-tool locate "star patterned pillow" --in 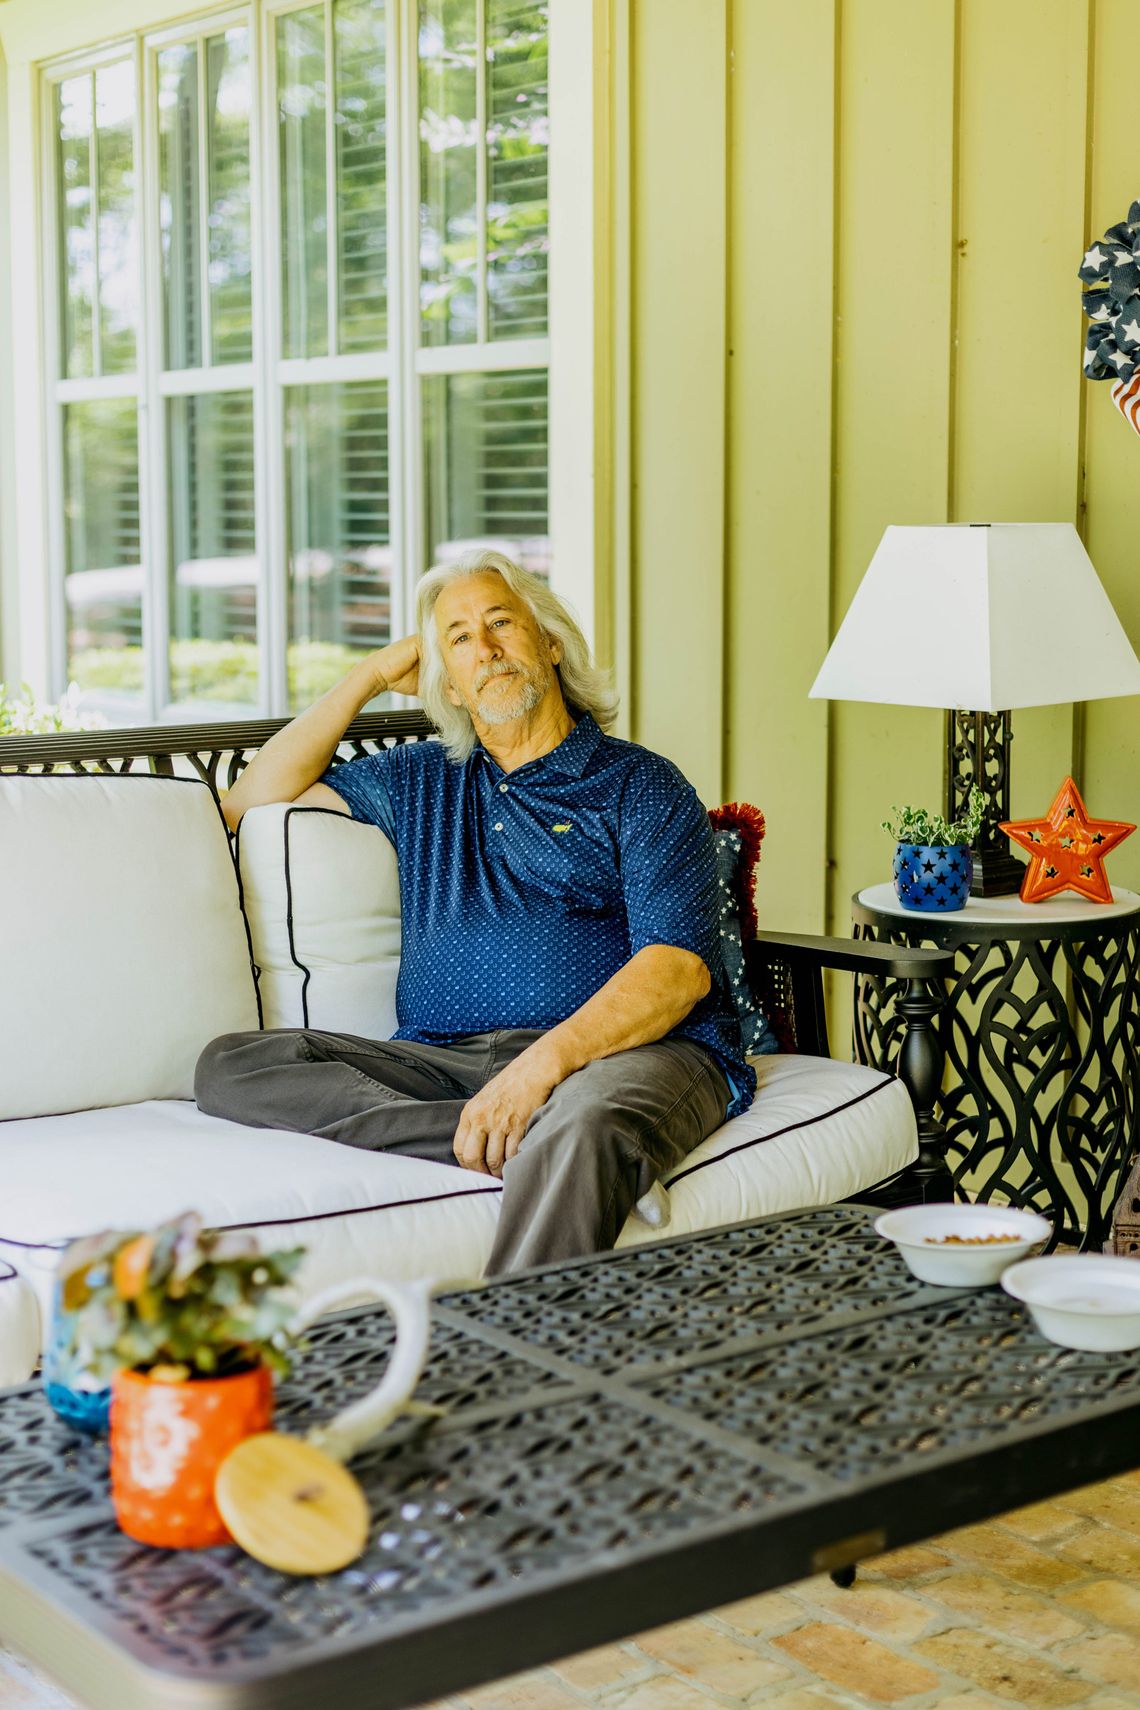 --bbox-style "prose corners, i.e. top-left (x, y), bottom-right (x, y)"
top-left (709, 807), bottom-right (778, 1058)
